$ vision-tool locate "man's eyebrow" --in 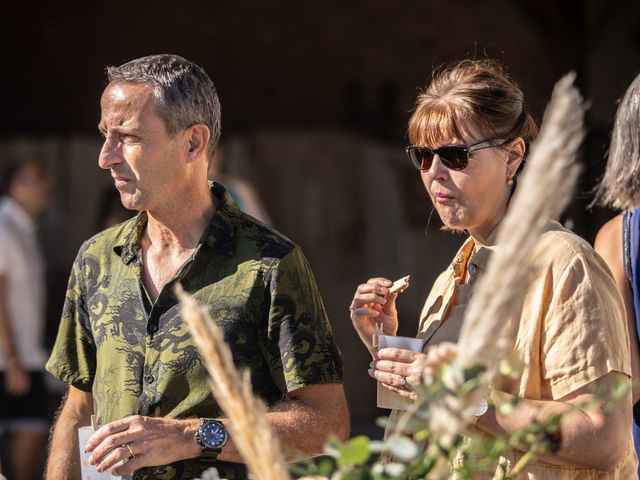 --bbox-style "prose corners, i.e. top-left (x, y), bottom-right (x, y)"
top-left (97, 125), bottom-right (139, 135)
